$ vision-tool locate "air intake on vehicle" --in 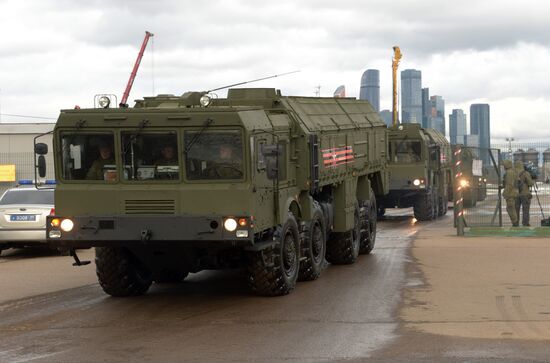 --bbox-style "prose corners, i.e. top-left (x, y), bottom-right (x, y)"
top-left (124, 200), bottom-right (176, 215)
